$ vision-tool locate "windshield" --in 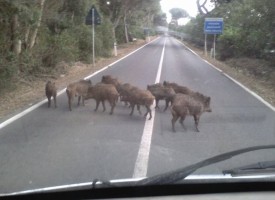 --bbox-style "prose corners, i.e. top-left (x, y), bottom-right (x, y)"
top-left (0, 0), bottom-right (274, 195)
